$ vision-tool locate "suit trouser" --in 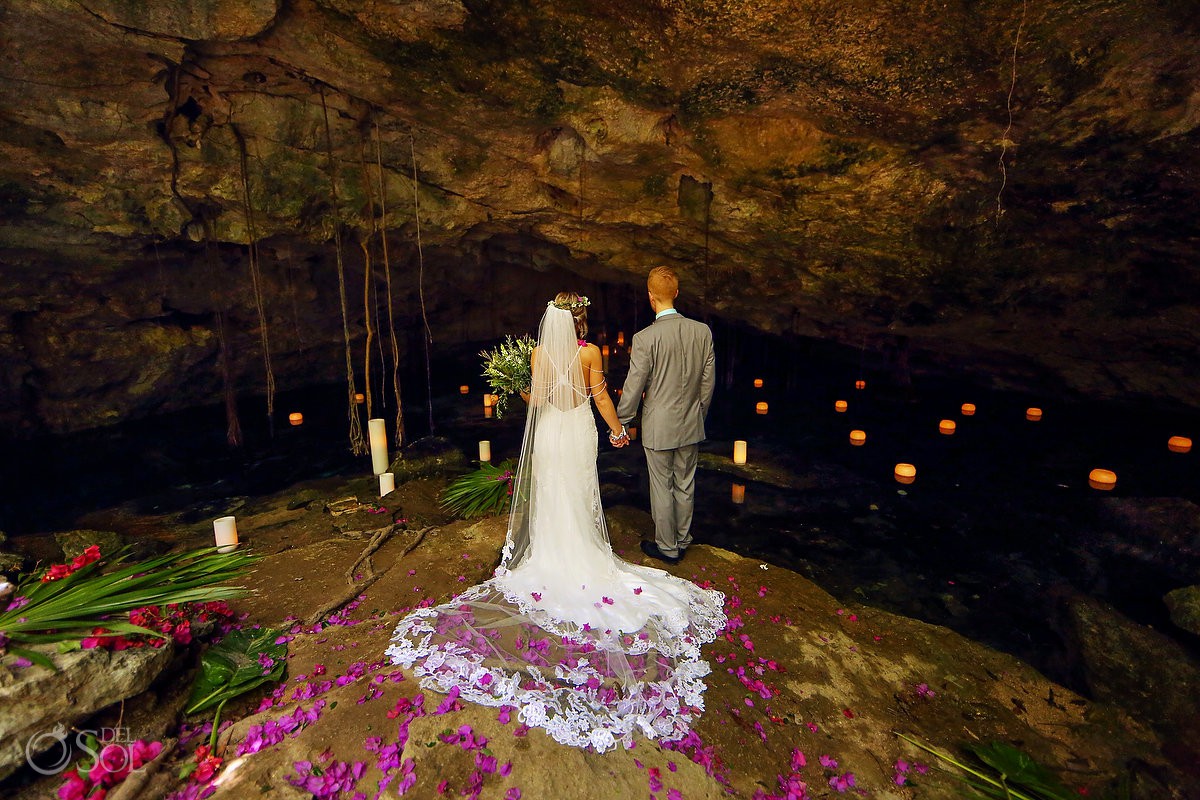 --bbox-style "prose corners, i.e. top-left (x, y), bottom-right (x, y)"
top-left (643, 443), bottom-right (699, 557)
